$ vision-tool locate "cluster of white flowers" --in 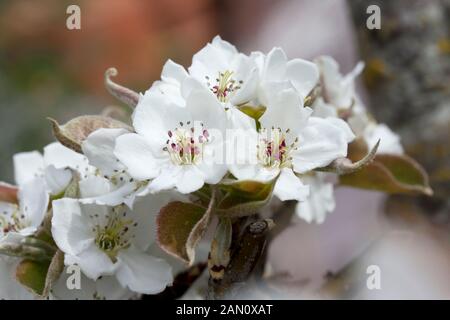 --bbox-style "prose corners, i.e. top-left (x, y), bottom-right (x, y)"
top-left (0, 36), bottom-right (403, 299)
top-left (295, 56), bottom-right (404, 223)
